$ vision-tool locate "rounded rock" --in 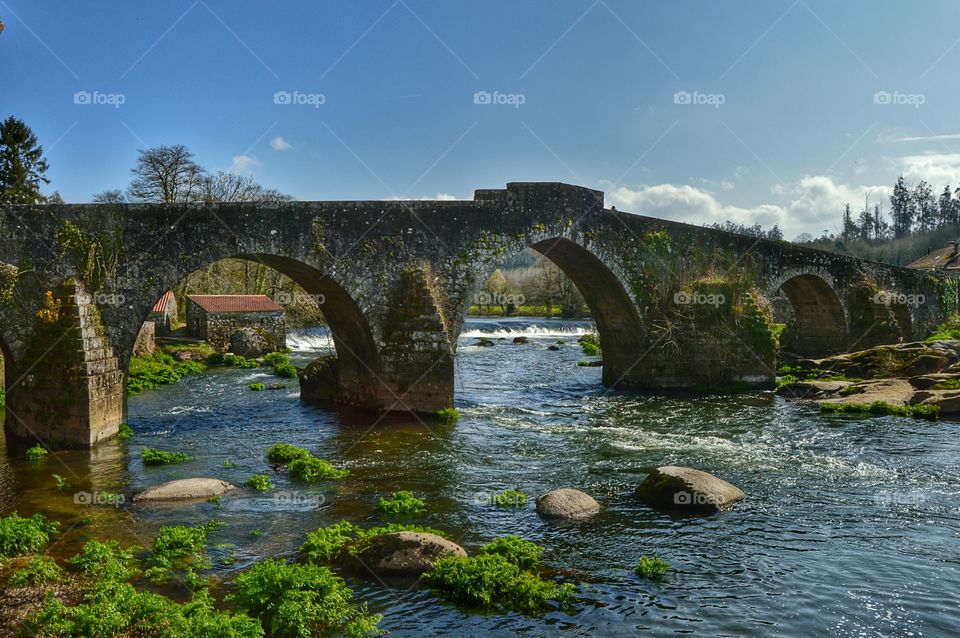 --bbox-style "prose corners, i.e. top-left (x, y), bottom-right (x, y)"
top-left (133, 478), bottom-right (237, 502)
top-left (350, 531), bottom-right (466, 576)
top-left (635, 466), bottom-right (744, 513)
top-left (535, 488), bottom-right (600, 519)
